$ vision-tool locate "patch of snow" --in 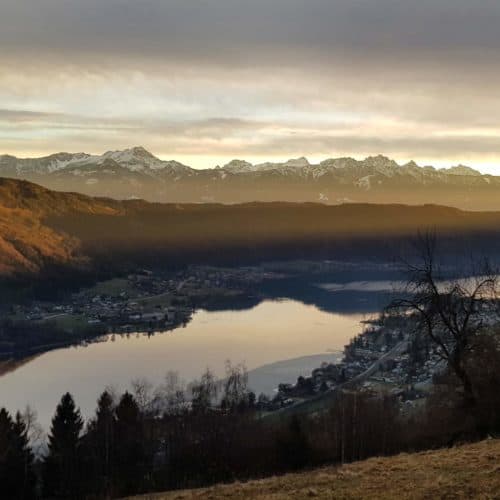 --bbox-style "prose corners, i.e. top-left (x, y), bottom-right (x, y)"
top-left (222, 159), bottom-right (255, 173)
top-left (443, 165), bottom-right (482, 176)
top-left (356, 175), bottom-right (373, 190)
